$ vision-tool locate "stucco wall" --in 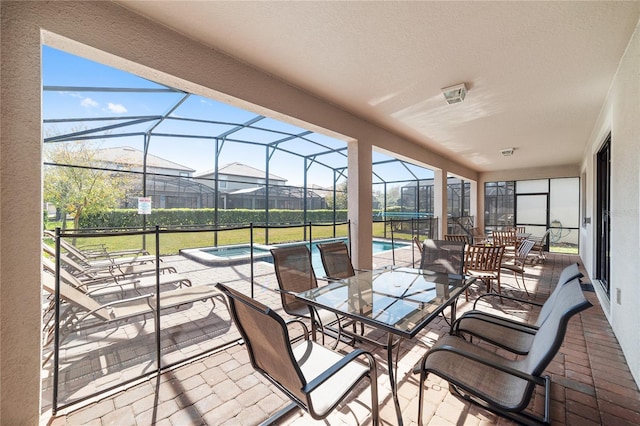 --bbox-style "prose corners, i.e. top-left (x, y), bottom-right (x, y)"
top-left (582, 21), bottom-right (640, 386)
